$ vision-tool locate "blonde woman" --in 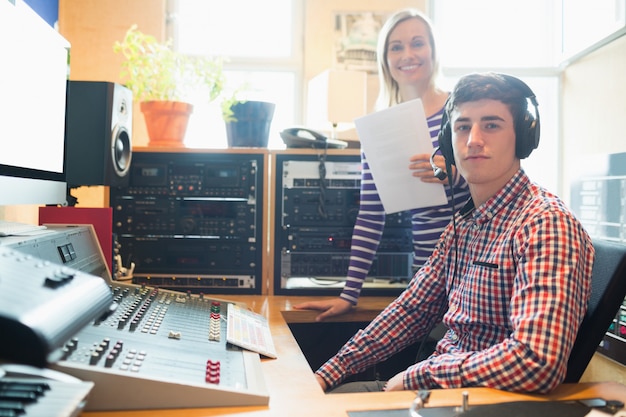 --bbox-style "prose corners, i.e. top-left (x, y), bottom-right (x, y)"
top-left (296, 9), bottom-right (469, 320)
